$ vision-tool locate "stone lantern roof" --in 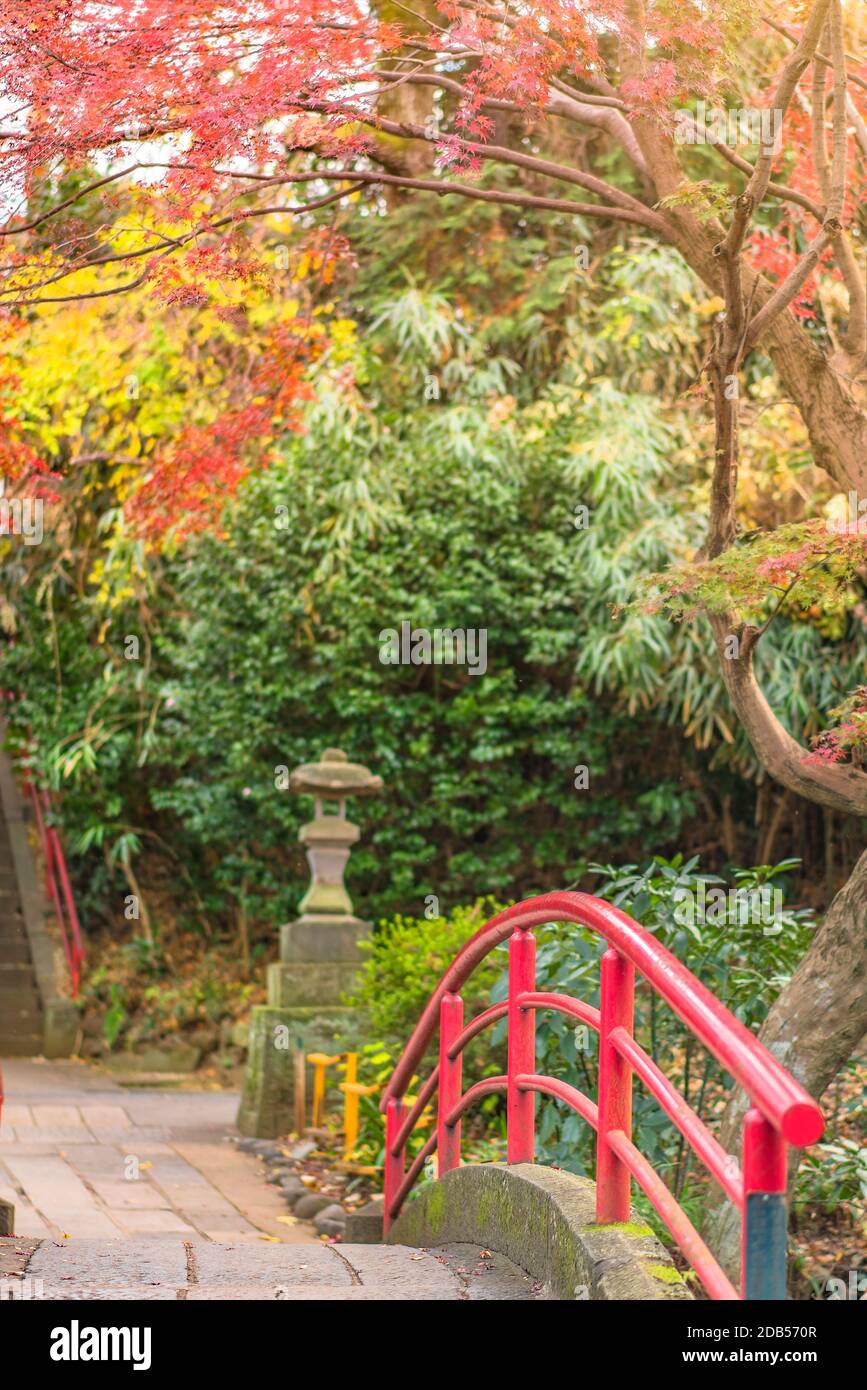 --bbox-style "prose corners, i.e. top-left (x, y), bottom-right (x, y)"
top-left (288, 748), bottom-right (383, 798)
